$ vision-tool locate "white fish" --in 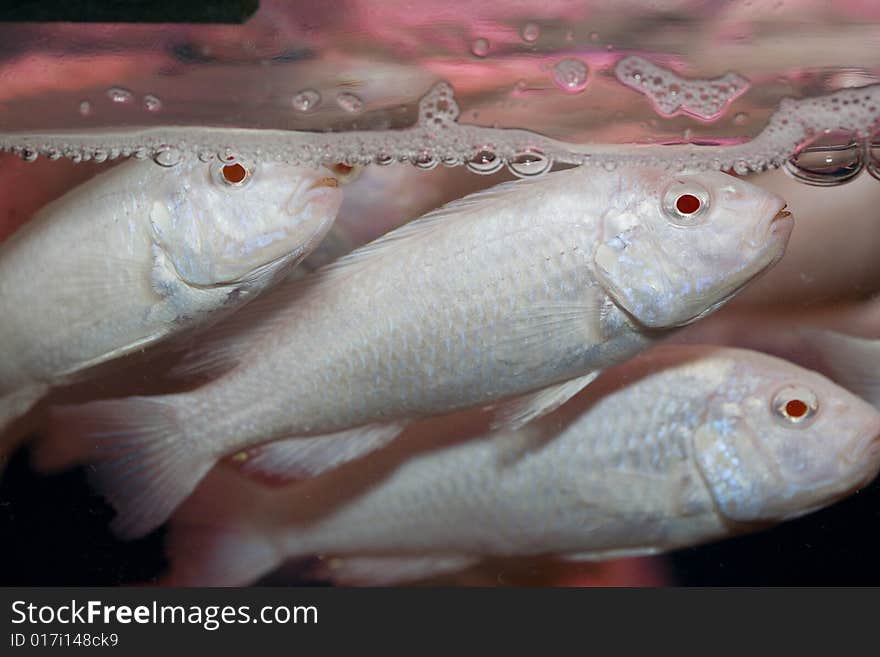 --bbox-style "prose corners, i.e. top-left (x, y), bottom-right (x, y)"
top-left (44, 166), bottom-right (791, 538)
top-left (0, 157), bottom-right (343, 431)
top-left (160, 346), bottom-right (880, 586)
